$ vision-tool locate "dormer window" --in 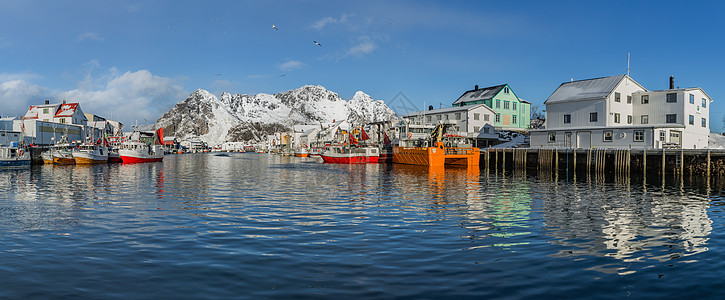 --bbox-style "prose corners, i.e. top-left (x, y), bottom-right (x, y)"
top-left (504, 87), bottom-right (510, 94)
